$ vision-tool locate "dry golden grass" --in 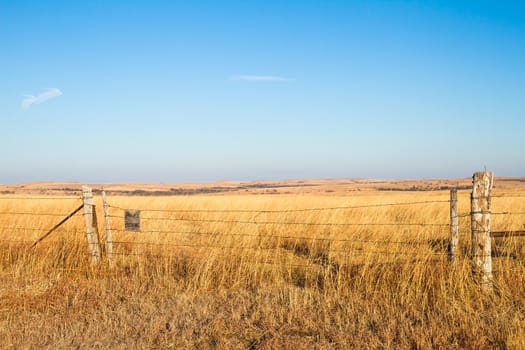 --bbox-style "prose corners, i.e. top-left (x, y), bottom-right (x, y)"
top-left (1, 185), bottom-right (525, 349)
